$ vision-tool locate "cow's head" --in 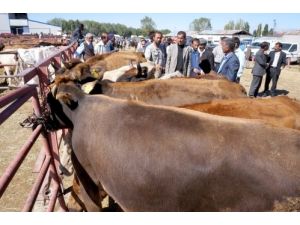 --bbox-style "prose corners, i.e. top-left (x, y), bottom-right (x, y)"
top-left (46, 77), bottom-right (85, 130)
